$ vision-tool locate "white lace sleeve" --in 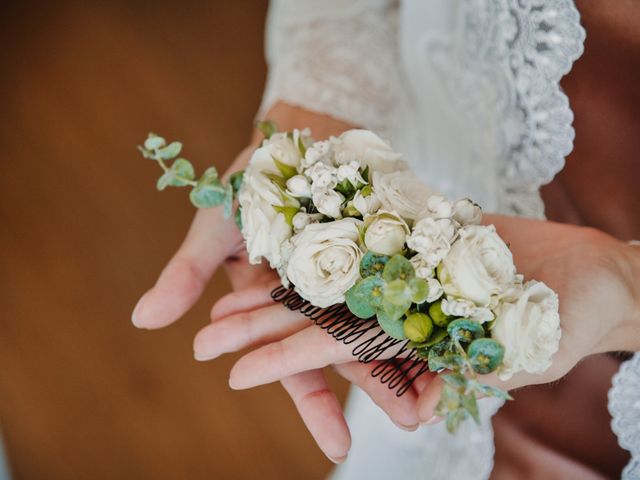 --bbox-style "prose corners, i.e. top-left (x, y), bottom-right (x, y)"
top-left (609, 354), bottom-right (640, 479)
top-left (260, 0), bottom-right (399, 134)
